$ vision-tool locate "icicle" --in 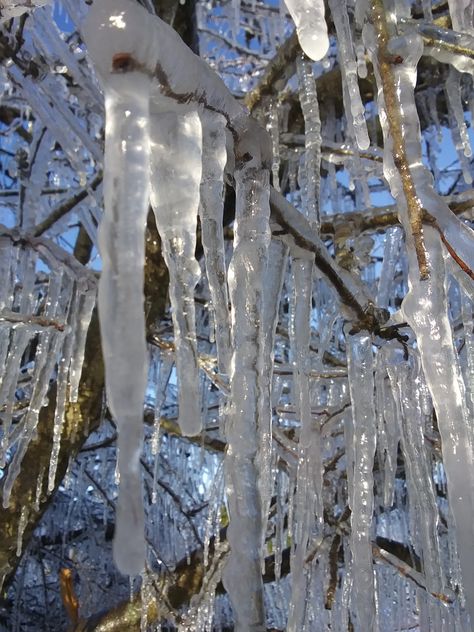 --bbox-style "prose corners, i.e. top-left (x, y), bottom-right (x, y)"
top-left (21, 128), bottom-right (51, 230)
top-left (287, 258), bottom-right (323, 632)
top-left (95, 71), bottom-right (152, 575)
top-left (223, 125), bottom-right (271, 631)
top-left (68, 287), bottom-right (96, 403)
top-left (445, 68), bottom-right (472, 184)
top-left (284, 0), bottom-right (329, 61)
top-left (16, 507), bottom-right (28, 557)
top-left (296, 54), bottom-right (322, 229)
top-left (375, 349), bottom-right (400, 508)
top-left (258, 239), bottom-right (288, 562)
top-left (376, 227), bottom-right (402, 308)
top-left (48, 289), bottom-right (77, 493)
top-left (34, 466), bottom-right (45, 512)
top-left (297, 57), bottom-right (321, 230)
top-left (346, 331), bottom-right (377, 632)
top-left (266, 100), bottom-right (281, 192)
top-left (199, 110), bottom-right (232, 374)
top-left (388, 359), bottom-right (445, 598)
top-left (461, 292), bottom-right (474, 424)
top-left (328, 0), bottom-right (370, 151)
top-left (150, 111), bottom-right (202, 437)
